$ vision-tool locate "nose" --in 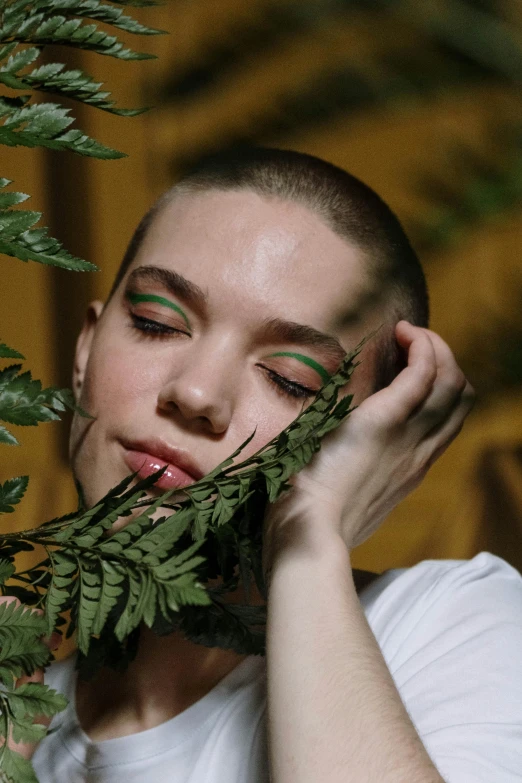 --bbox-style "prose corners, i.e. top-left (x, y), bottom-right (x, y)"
top-left (156, 335), bottom-right (238, 435)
